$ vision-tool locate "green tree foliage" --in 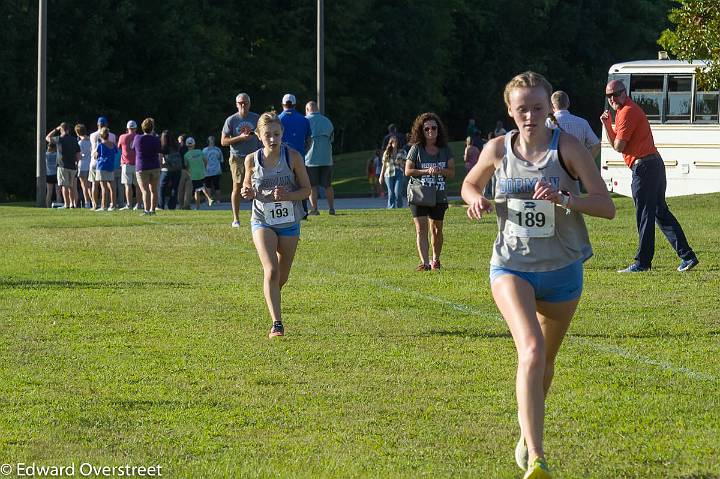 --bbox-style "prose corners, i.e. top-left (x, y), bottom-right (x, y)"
top-left (2, 0), bottom-right (671, 200)
top-left (659, 0), bottom-right (720, 90)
